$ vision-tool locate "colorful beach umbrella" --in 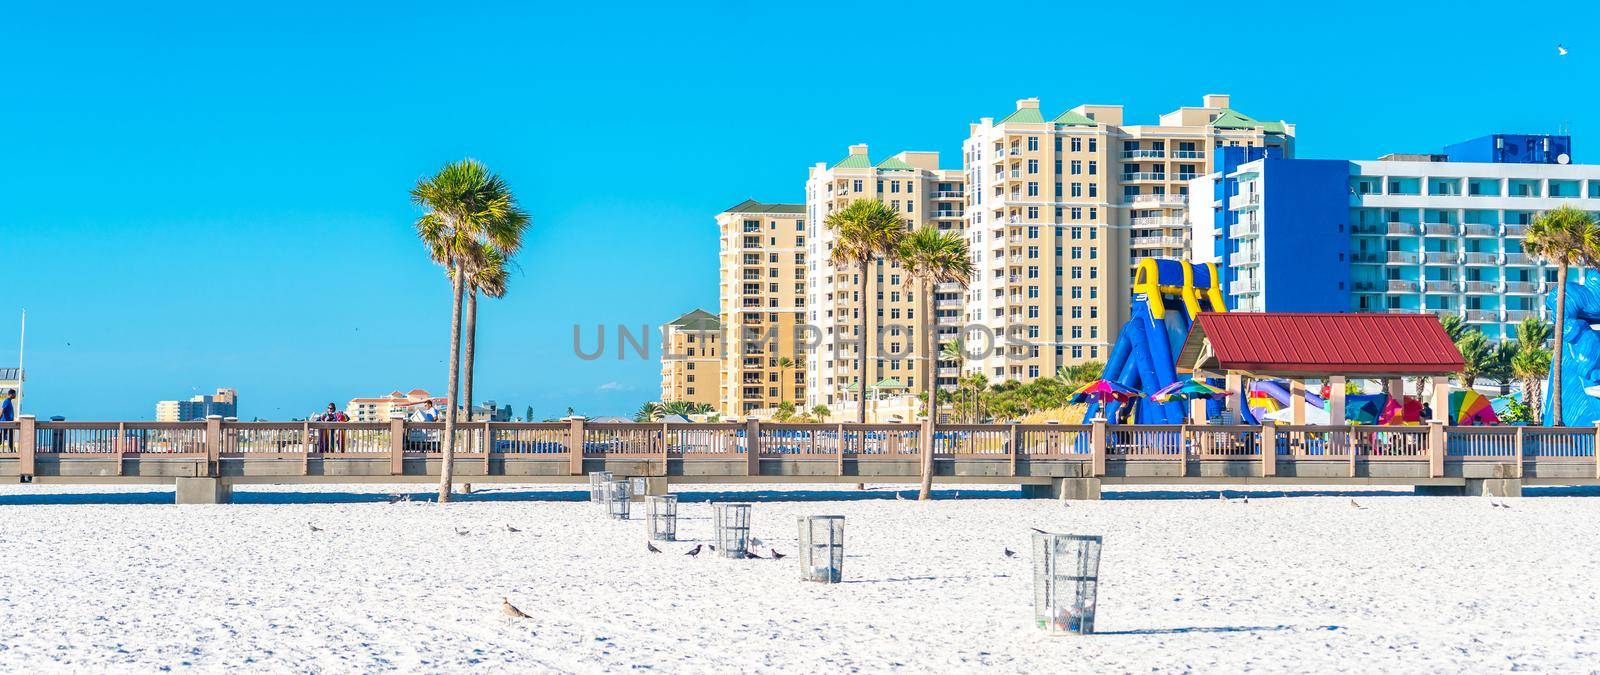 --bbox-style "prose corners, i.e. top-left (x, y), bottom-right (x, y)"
top-left (1149, 379), bottom-right (1232, 404)
top-left (1068, 379), bottom-right (1142, 404)
top-left (1380, 397), bottom-right (1423, 425)
top-left (1449, 390), bottom-right (1501, 426)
